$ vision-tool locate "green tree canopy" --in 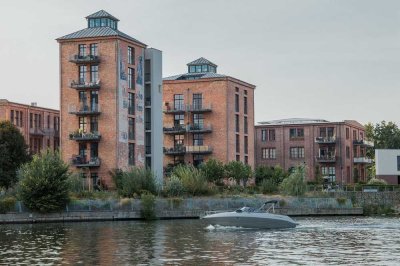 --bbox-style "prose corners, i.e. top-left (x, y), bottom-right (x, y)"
top-left (367, 121), bottom-right (400, 149)
top-left (0, 121), bottom-right (30, 189)
top-left (225, 161), bottom-right (252, 185)
top-left (199, 158), bottom-right (225, 184)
